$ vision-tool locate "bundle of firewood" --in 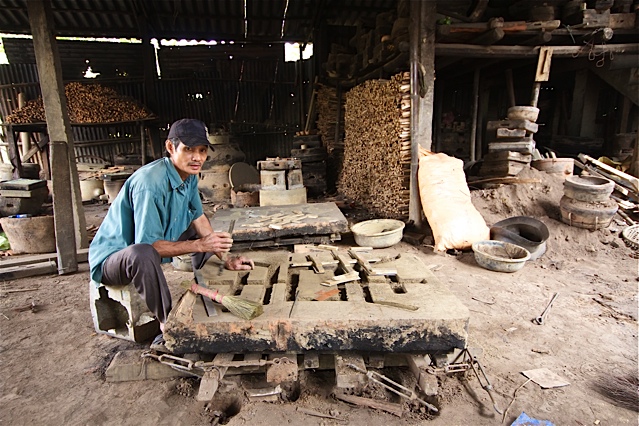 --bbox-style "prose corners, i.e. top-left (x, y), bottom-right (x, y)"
top-left (338, 71), bottom-right (411, 219)
top-left (6, 82), bottom-right (152, 124)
